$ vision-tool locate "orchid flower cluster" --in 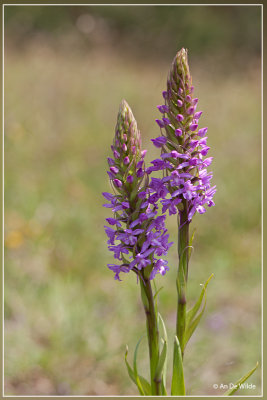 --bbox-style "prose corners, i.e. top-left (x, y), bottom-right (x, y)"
top-left (148, 48), bottom-right (216, 222)
top-left (102, 49), bottom-right (258, 396)
top-left (103, 100), bottom-right (173, 282)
